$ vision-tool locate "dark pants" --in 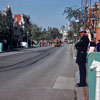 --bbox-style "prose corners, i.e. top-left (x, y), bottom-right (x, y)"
top-left (78, 63), bottom-right (86, 85)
